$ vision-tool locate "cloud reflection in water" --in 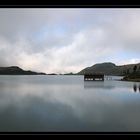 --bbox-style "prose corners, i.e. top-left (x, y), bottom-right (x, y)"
top-left (0, 76), bottom-right (140, 131)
